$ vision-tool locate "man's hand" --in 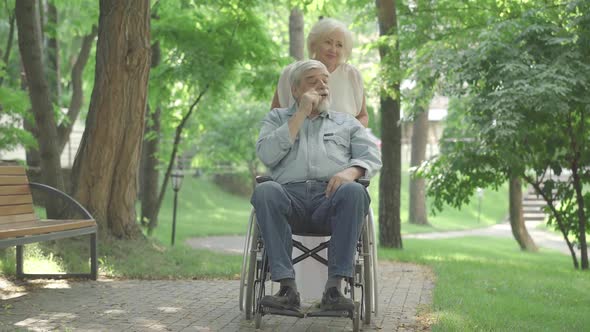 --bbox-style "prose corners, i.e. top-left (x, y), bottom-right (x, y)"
top-left (326, 167), bottom-right (365, 198)
top-left (297, 90), bottom-right (322, 116)
top-left (288, 90), bottom-right (322, 141)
